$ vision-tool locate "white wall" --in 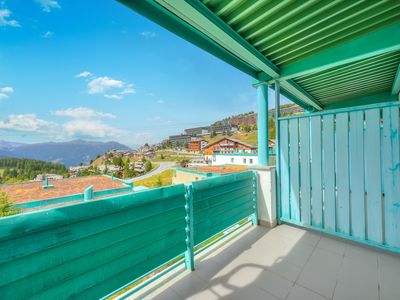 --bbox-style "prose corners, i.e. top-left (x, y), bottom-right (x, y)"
top-left (253, 166), bottom-right (276, 228)
top-left (211, 154), bottom-right (258, 166)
